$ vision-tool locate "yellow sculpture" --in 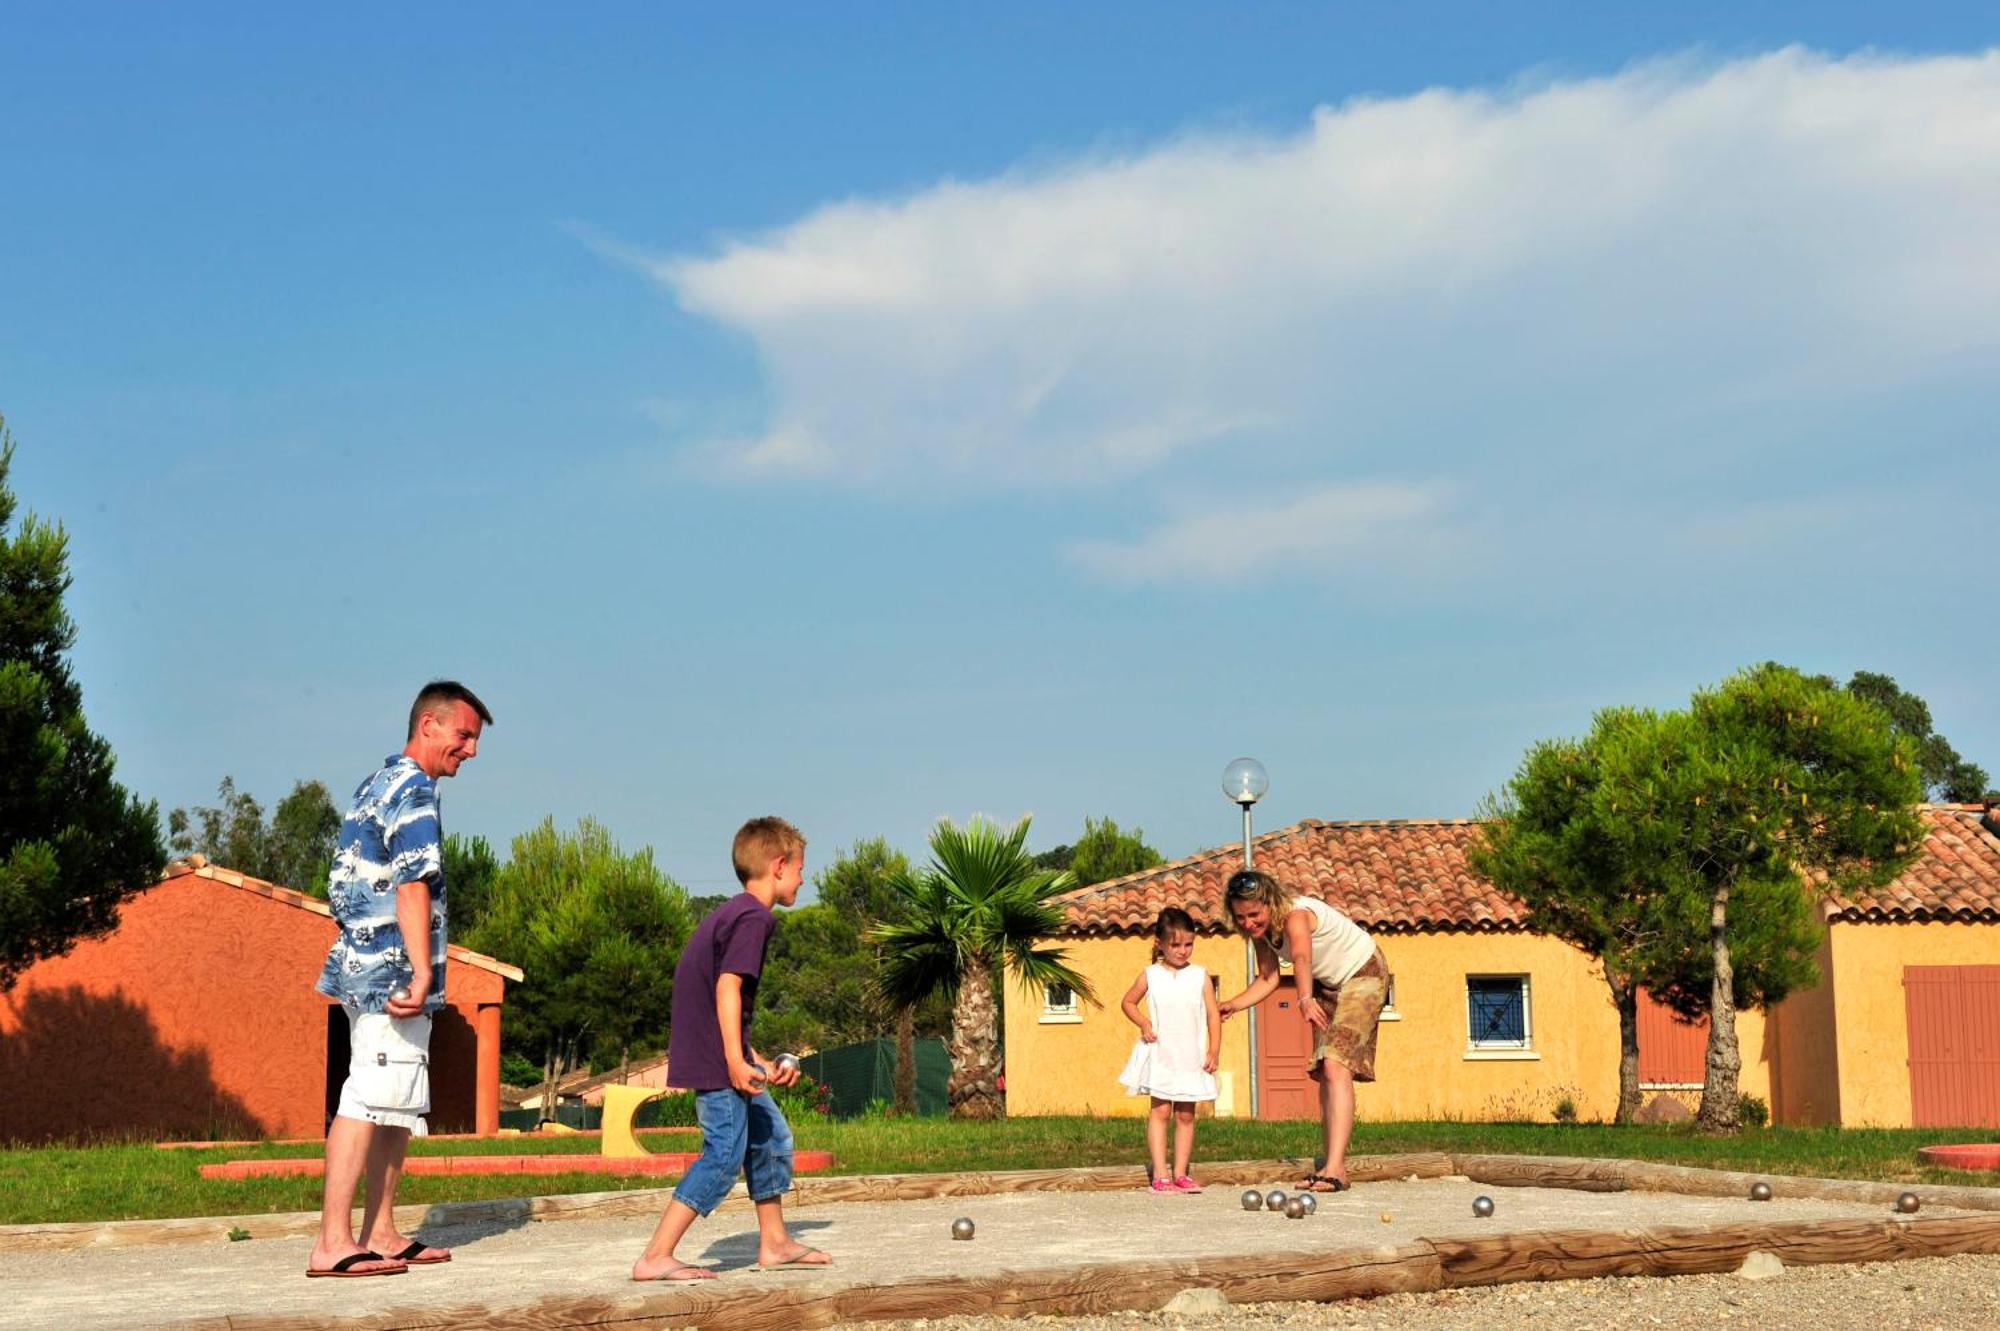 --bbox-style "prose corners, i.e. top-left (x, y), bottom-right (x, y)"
top-left (599, 1083), bottom-right (664, 1158)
